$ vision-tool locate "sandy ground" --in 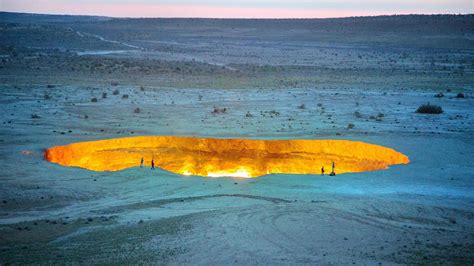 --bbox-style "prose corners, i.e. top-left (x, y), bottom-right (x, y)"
top-left (1, 13), bottom-right (474, 264)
